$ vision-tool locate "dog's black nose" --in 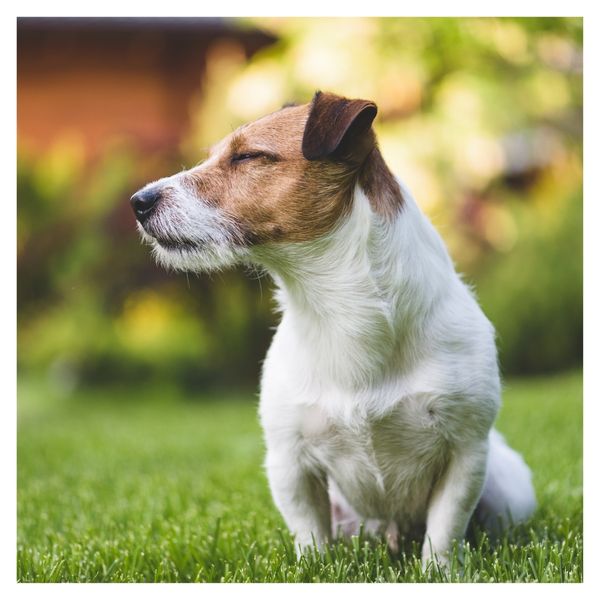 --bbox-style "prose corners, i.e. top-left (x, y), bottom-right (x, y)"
top-left (130, 188), bottom-right (161, 223)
